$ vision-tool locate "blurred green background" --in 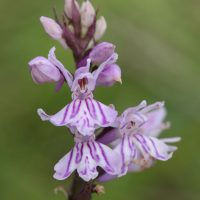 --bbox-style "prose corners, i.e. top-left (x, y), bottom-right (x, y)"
top-left (0, 0), bottom-right (200, 199)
